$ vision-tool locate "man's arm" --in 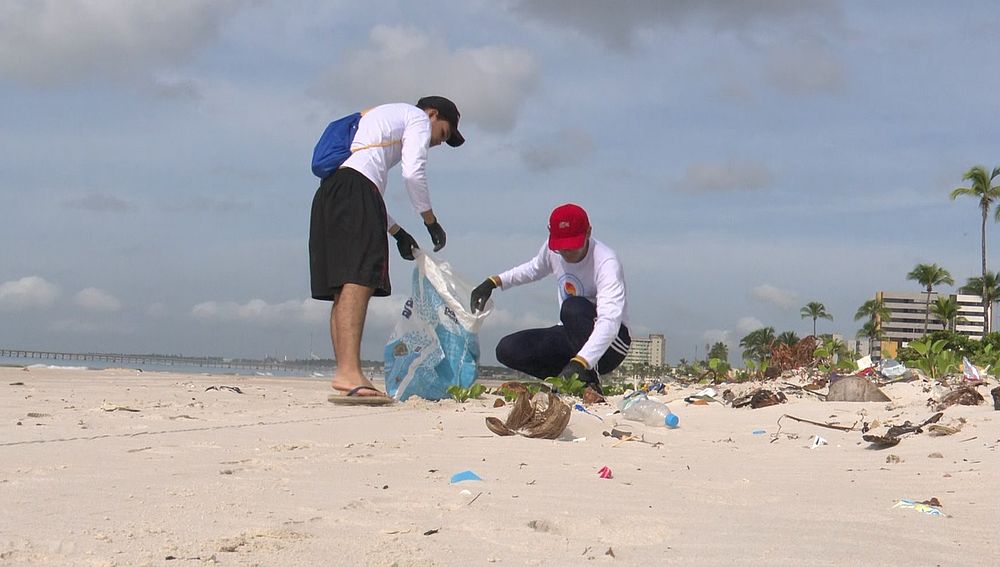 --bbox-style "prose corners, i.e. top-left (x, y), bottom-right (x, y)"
top-left (494, 243), bottom-right (553, 290)
top-left (399, 114), bottom-right (432, 216)
top-left (575, 258), bottom-right (627, 368)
